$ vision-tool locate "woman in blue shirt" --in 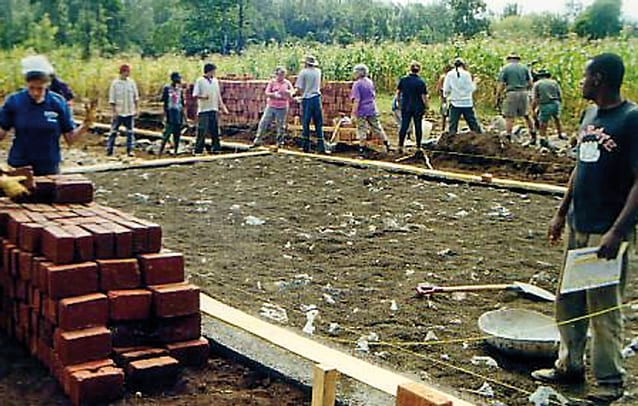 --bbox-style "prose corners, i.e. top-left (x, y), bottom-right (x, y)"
top-left (0, 56), bottom-right (89, 175)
